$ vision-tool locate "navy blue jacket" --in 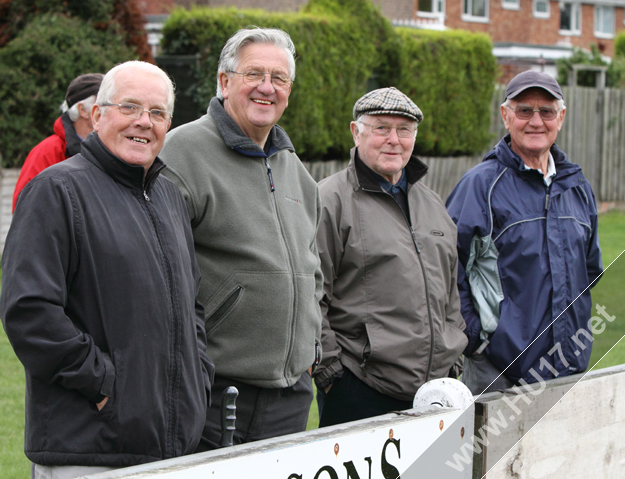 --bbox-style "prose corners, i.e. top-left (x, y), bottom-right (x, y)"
top-left (446, 136), bottom-right (602, 384)
top-left (1, 133), bottom-right (214, 467)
